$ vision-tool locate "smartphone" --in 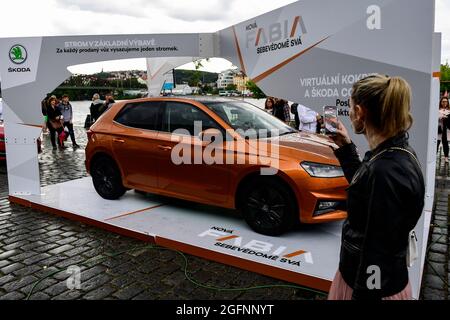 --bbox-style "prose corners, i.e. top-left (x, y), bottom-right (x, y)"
top-left (323, 106), bottom-right (338, 135)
